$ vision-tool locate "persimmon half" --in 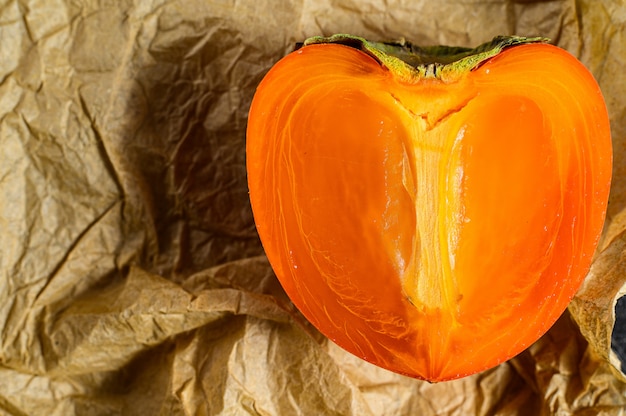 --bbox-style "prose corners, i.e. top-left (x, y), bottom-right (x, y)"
top-left (246, 35), bottom-right (612, 381)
